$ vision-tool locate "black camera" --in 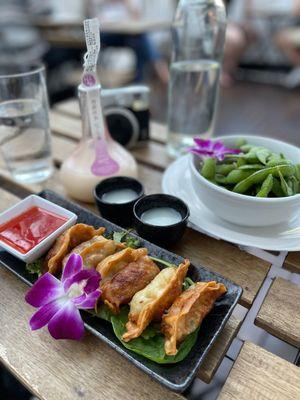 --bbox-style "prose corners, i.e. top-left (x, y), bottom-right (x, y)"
top-left (101, 85), bottom-right (150, 149)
